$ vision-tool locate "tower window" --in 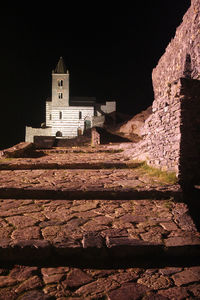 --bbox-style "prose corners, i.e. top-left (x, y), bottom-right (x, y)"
top-left (79, 111), bottom-right (82, 120)
top-left (58, 80), bottom-right (63, 87)
top-left (58, 92), bottom-right (63, 99)
top-left (59, 111), bottom-right (62, 119)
